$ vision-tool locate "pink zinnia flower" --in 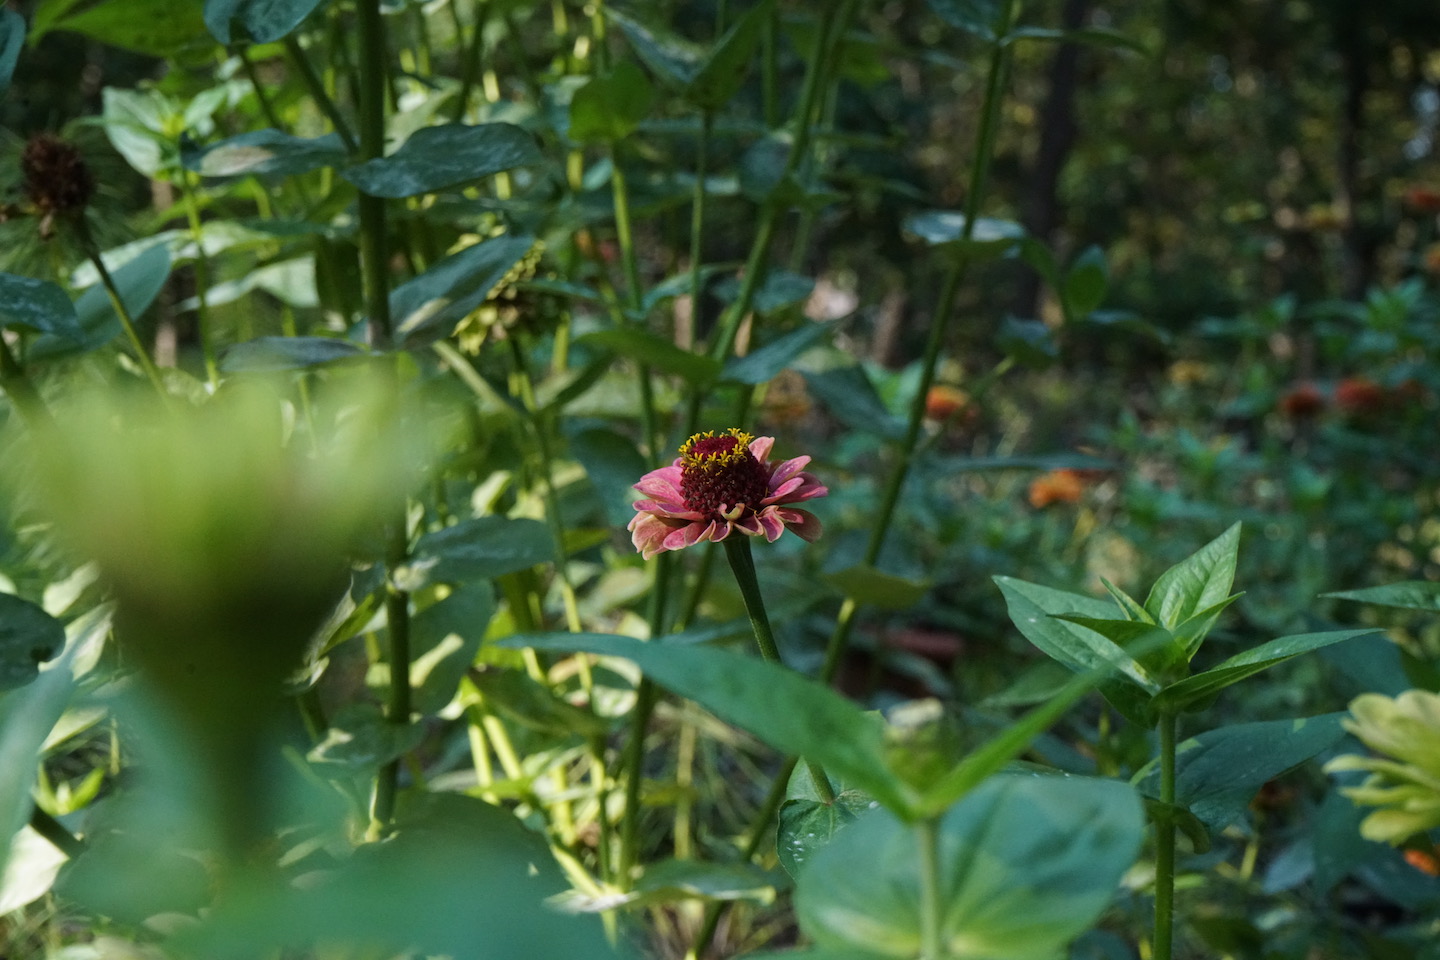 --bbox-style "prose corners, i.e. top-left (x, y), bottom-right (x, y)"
top-left (628, 429), bottom-right (827, 559)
